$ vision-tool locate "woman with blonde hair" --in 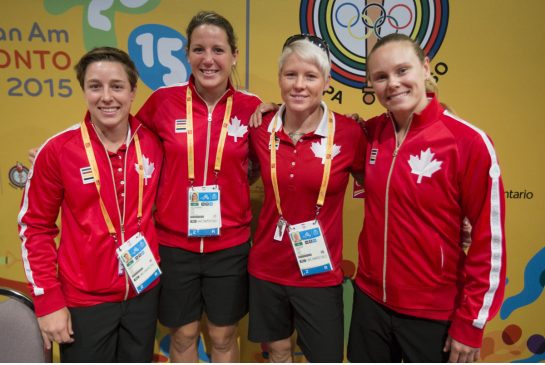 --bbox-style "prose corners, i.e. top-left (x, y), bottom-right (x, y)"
top-left (247, 34), bottom-right (365, 362)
